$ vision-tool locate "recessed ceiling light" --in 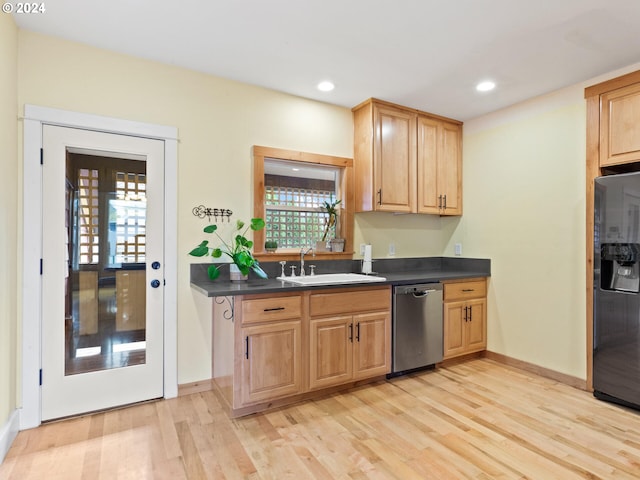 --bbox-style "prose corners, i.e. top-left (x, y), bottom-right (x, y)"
top-left (476, 81), bottom-right (496, 92)
top-left (317, 81), bottom-right (335, 92)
